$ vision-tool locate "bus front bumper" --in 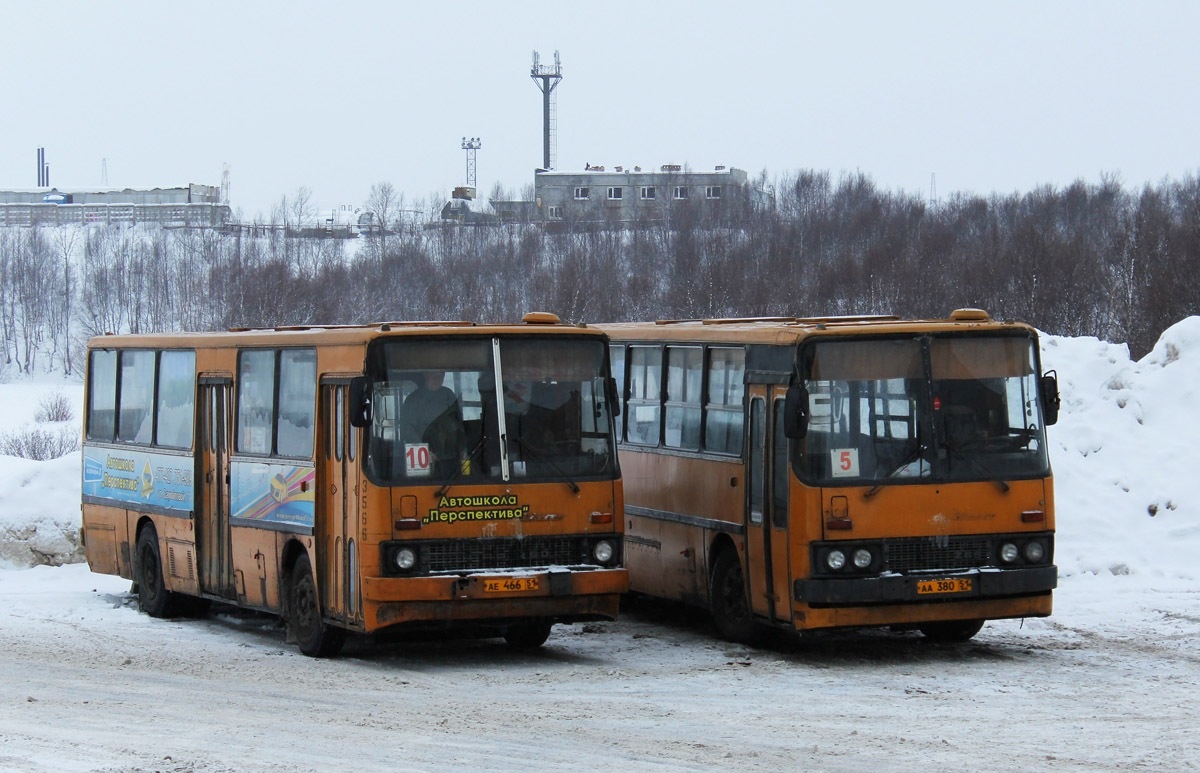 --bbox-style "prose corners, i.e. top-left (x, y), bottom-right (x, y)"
top-left (796, 565), bottom-right (1057, 606)
top-left (361, 566), bottom-right (628, 628)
